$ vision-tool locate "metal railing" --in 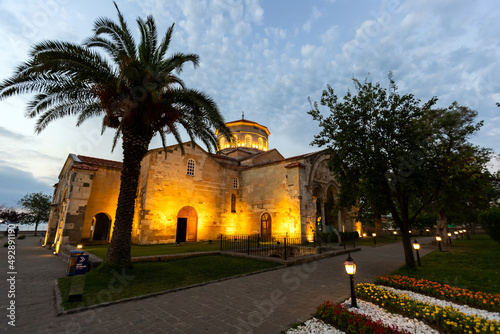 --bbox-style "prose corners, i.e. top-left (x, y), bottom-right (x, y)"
top-left (219, 233), bottom-right (310, 260)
